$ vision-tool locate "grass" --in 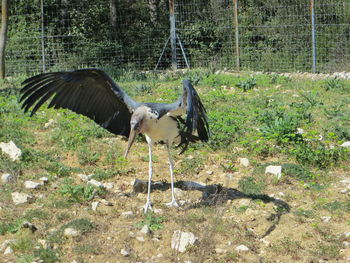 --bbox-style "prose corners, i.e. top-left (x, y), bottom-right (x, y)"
top-left (0, 71), bottom-right (350, 262)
